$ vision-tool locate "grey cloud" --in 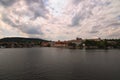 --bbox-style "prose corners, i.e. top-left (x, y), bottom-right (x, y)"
top-left (70, 10), bottom-right (92, 27)
top-left (72, 0), bottom-right (83, 5)
top-left (21, 26), bottom-right (43, 35)
top-left (89, 25), bottom-right (100, 34)
top-left (25, 0), bottom-right (49, 19)
top-left (107, 23), bottom-right (120, 27)
top-left (70, 13), bottom-right (82, 26)
top-left (108, 31), bottom-right (120, 38)
top-left (0, 0), bottom-right (17, 7)
top-left (90, 0), bottom-right (111, 7)
top-left (70, 0), bottom-right (111, 27)
top-left (72, 0), bottom-right (111, 7)
top-left (89, 31), bottom-right (99, 34)
top-left (65, 32), bottom-right (71, 35)
top-left (0, 0), bottom-right (119, 40)
top-left (1, 0), bottom-right (47, 35)
top-left (2, 14), bottom-right (43, 35)
top-left (117, 15), bottom-right (120, 20)
top-left (0, 0), bottom-right (49, 19)
top-left (2, 14), bottom-right (18, 28)
top-left (26, 0), bottom-right (43, 4)
top-left (97, 1), bottom-right (111, 6)
top-left (20, 25), bottom-right (43, 35)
